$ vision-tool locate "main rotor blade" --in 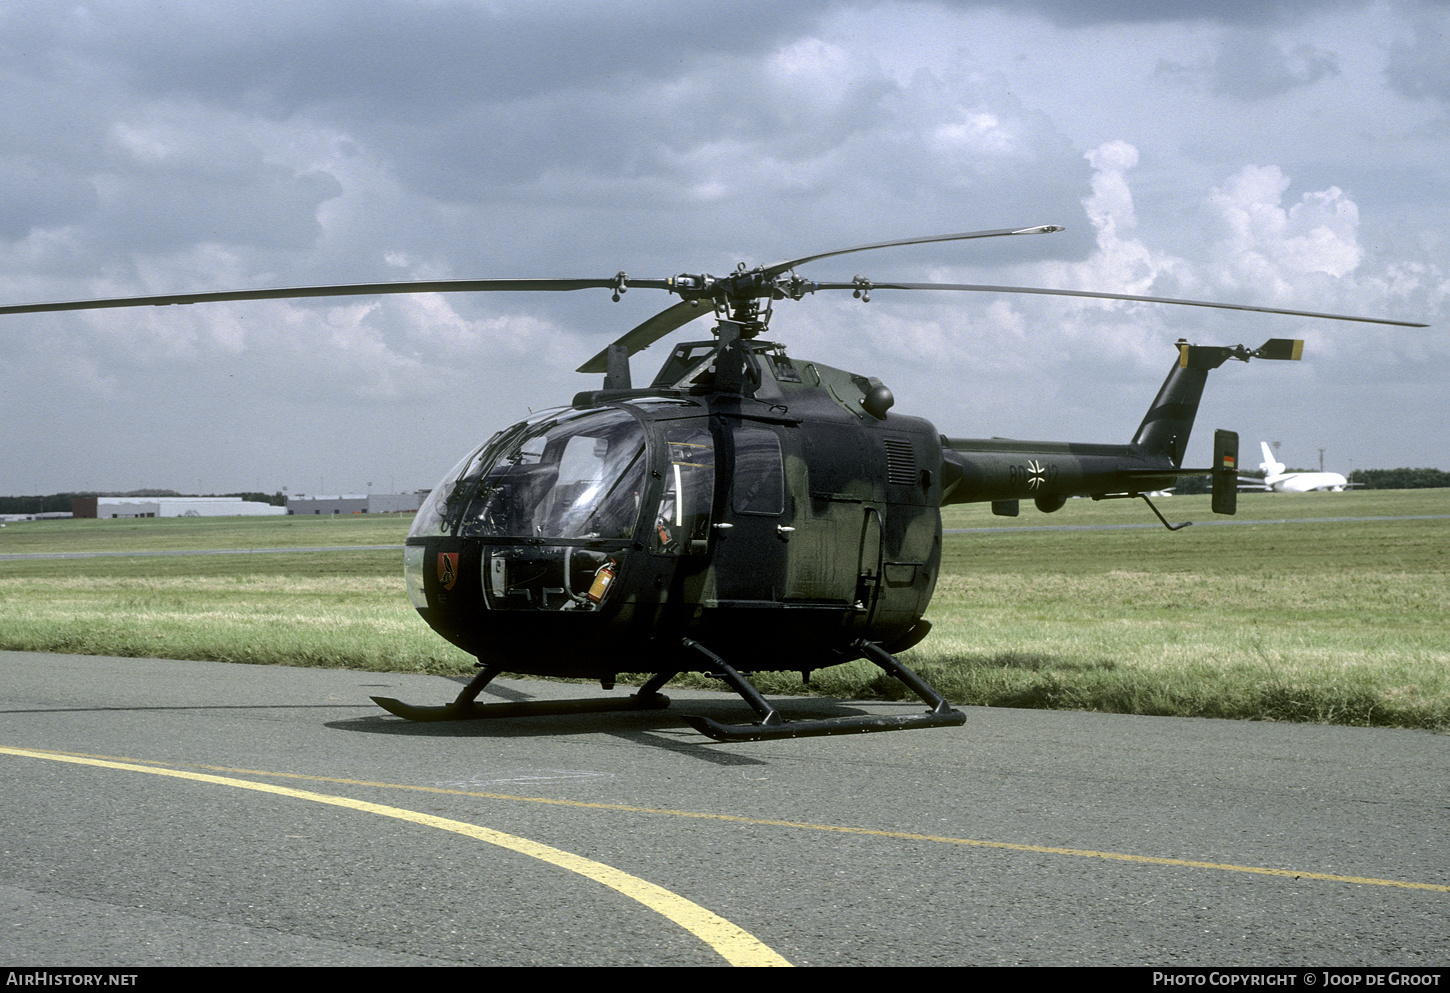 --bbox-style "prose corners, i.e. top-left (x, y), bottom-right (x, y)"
top-left (760, 225), bottom-right (1063, 279)
top-left (0, 277), bottom-right (674, 317)
top-left (813, 281), bottom-right (1429, 328)
top-left (577, 299), bottom-right (709, 374)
